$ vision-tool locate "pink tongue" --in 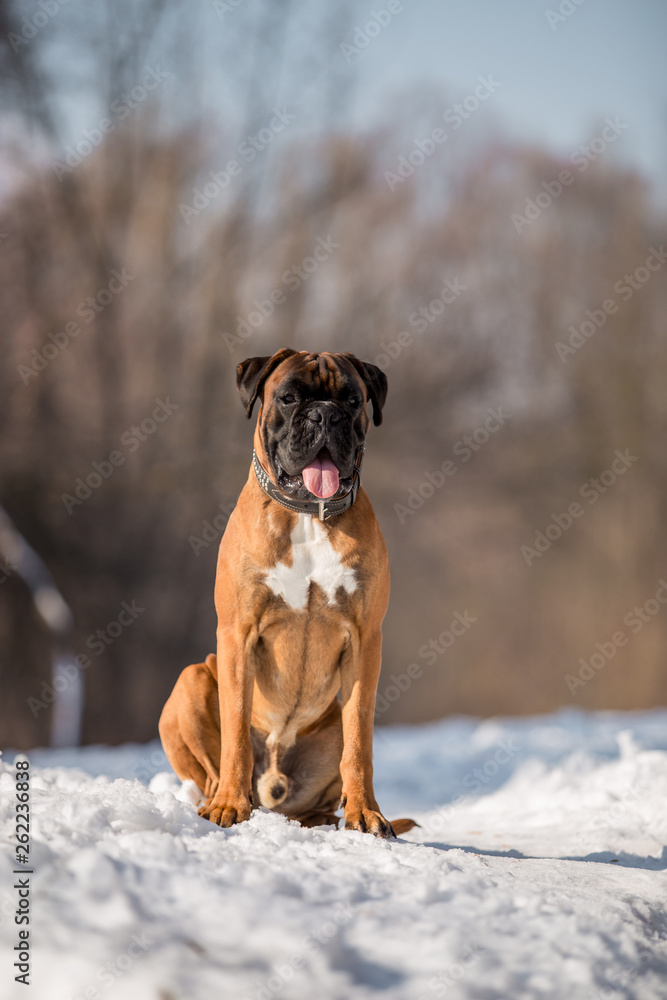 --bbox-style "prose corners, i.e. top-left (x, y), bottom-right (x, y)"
top-left (302, 453), bottom-right (340, 499)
